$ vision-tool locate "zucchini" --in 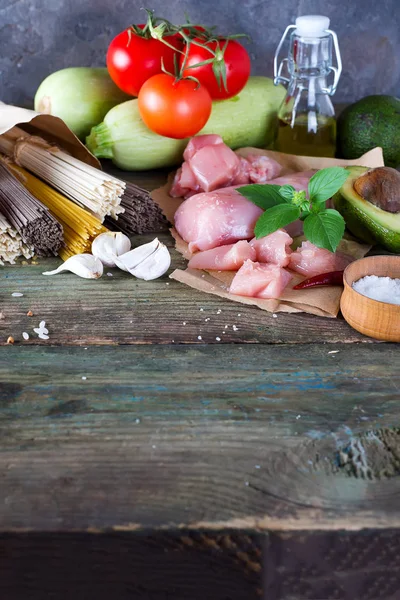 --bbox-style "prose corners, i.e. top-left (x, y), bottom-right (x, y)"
top-left (34, 67), bottom-right (131, 140)
top-left (86, 77), bottom-right (285, 171)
